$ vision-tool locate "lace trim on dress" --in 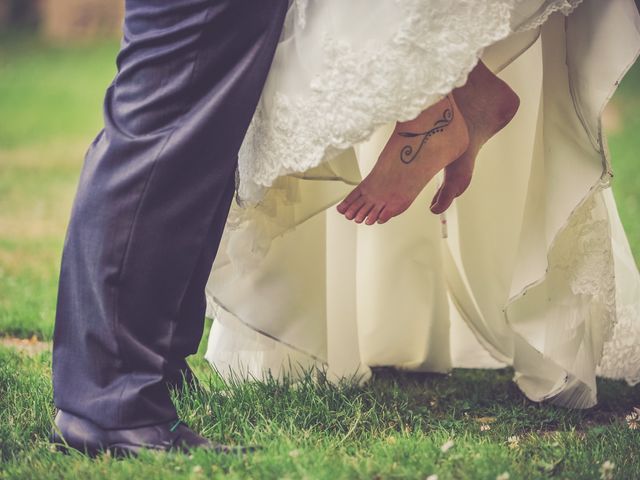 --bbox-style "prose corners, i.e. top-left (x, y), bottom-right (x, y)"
top-left (292, 0), bottom-right (309, 29)
top-left (513, 0), bottom-right (584, 32)
top-left (235, 0), bottom-right (583, 206)
top-left (599, 302), bottom-right (640, 386)
top-left (536, 187), bottom-right (640, 405)
top-left (546, 192), bottom-right (616, 408)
